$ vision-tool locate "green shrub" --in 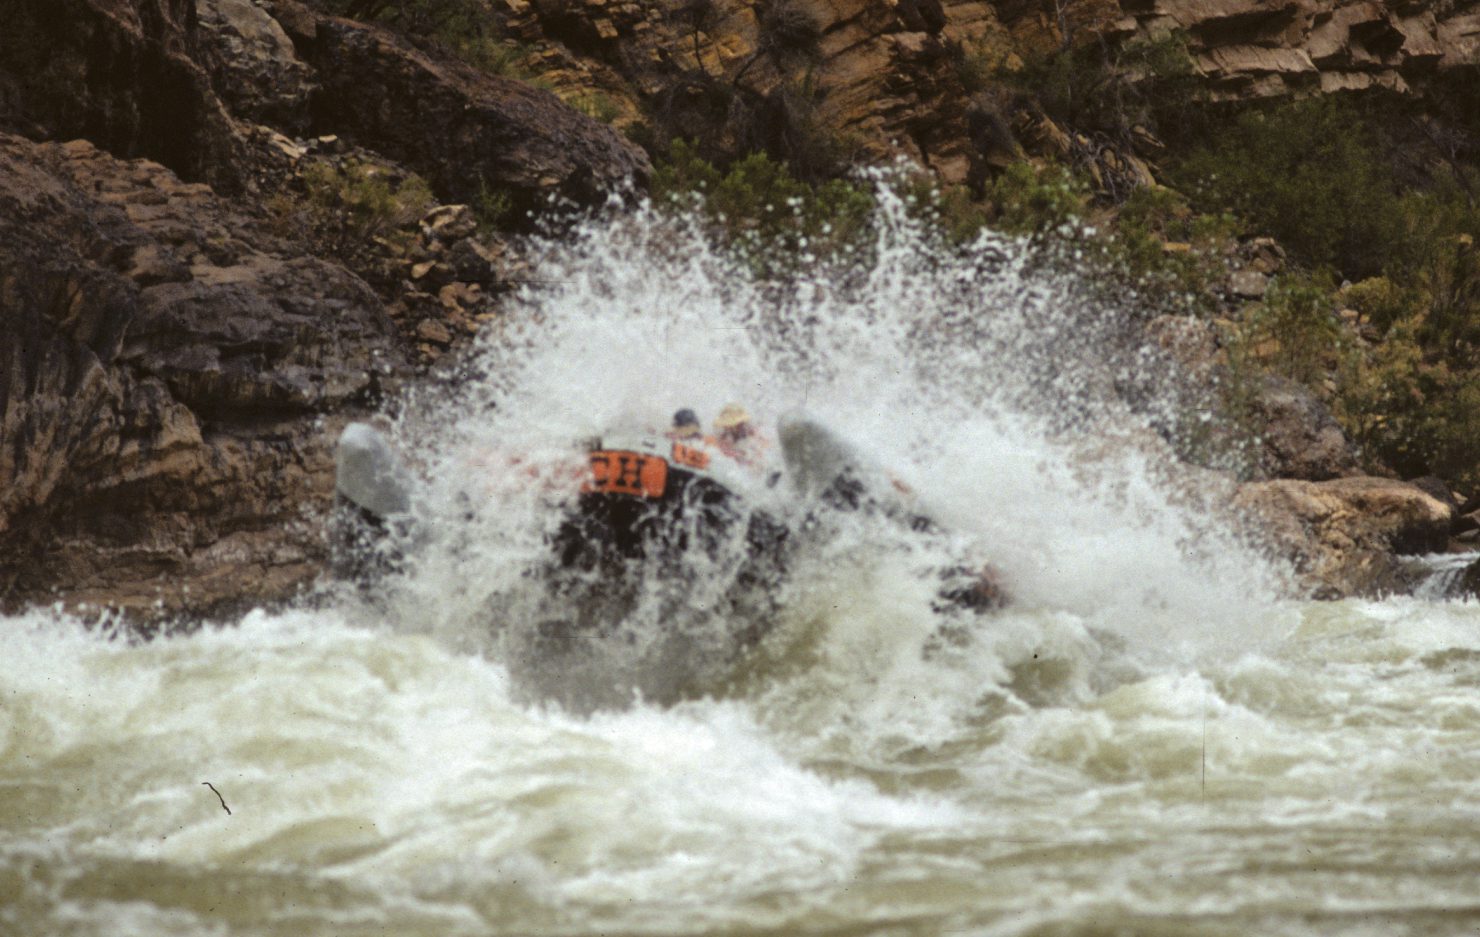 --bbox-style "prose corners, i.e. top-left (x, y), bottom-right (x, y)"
top-left (951, 39), bottom-right (1003, 95)
top-left (317, 0), bottom-right (487, 34)
top-left (1340, 277), bottom-right (1415, 335)
top-left (472, 179), bottom-right (513, 236)
top-left (1331, 315), bottom-right (1424, 465)
top-left (1336, 339), bottom-right (1480, 488)
top-left (1397, 215), bottom-right (1480, 358)
top-left (453, 35), bottom-right (541, 80)
top-left (295, 160), bottom-right (435, 251)
top-left (651, 139), bottom-right (874, 273)
top-left (898, 178), bottom-right (994, 245)
top-left (980, 161), bottom-right (1089, 237)
top-left (756, 0), bottom-right (822, 61)
top-left (316, 0), bottom-right (542, 81)
top-left (1232, 274), bottom-right (1343, 385)
top-left (1101, 184), bottom-right (1235, 311)
top-left (563, 90), bottom-right (622, 124)
top-left (1261, 277), bottom-right (1346, 384)
top-left (1169, 97), bottom-right (1405, 280)
top-left (1005, 32), bottom-right (1199, 145)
